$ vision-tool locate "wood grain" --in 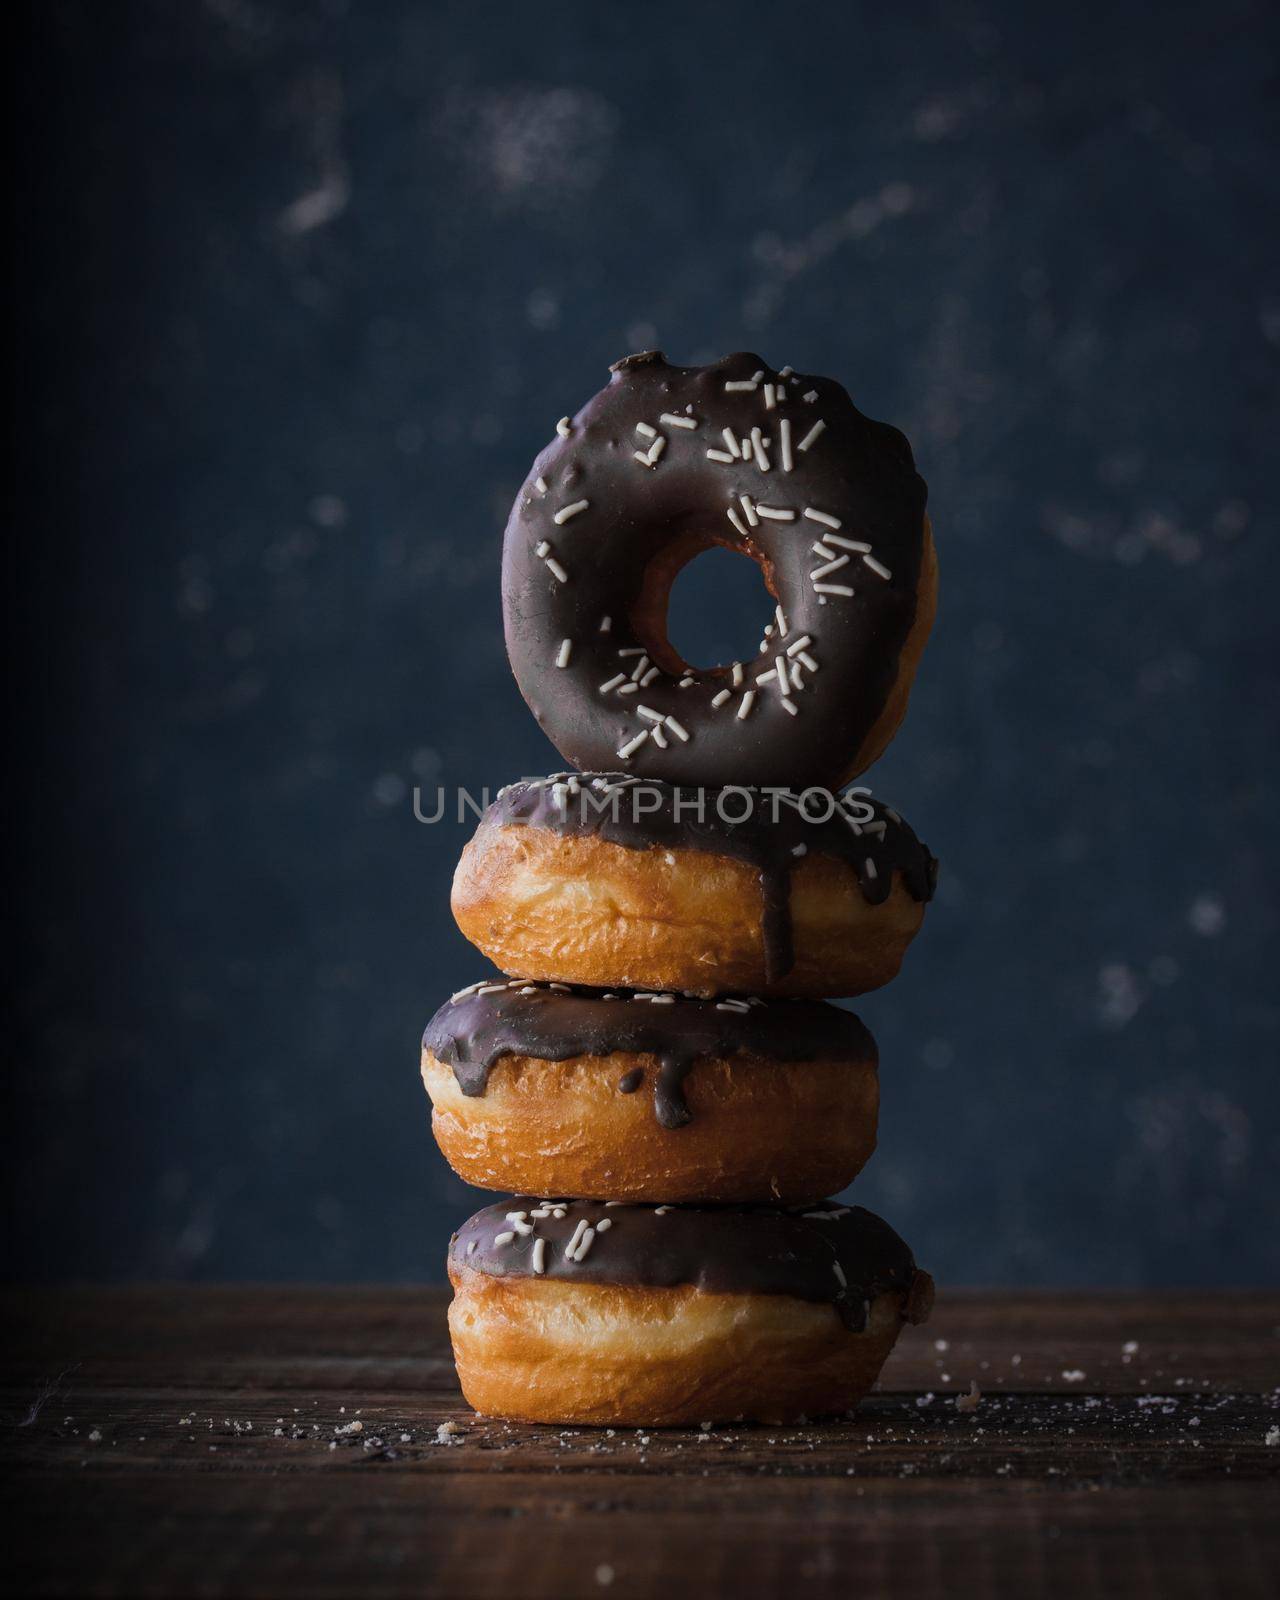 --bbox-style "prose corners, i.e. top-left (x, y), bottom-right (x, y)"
top-left (2, 1288), bottom-right (1277, 1598)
